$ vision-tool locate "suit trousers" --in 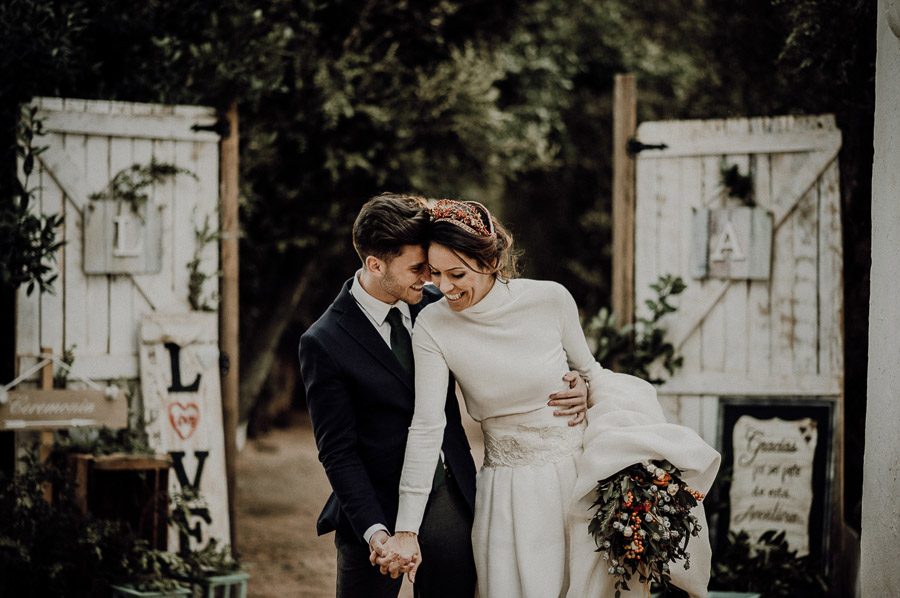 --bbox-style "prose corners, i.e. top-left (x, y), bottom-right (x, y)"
top-left (414, 470), bottom-right (476, 598)
top-left (334, 473), bottom-right (475, 598)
